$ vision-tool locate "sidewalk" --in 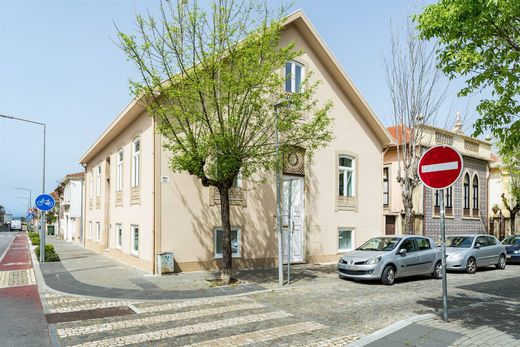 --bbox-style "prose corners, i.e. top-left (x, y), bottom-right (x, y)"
top-left (0, 232), bottom-right (51, 347)
top-left (40, 237), bottom-right (338, 300)
top-left (351, 291), bottom-right (520, 347)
